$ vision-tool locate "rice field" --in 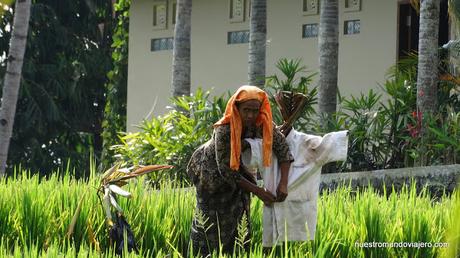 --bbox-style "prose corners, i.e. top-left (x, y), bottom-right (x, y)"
top-left (0, 167), bottom-right (458, 258)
